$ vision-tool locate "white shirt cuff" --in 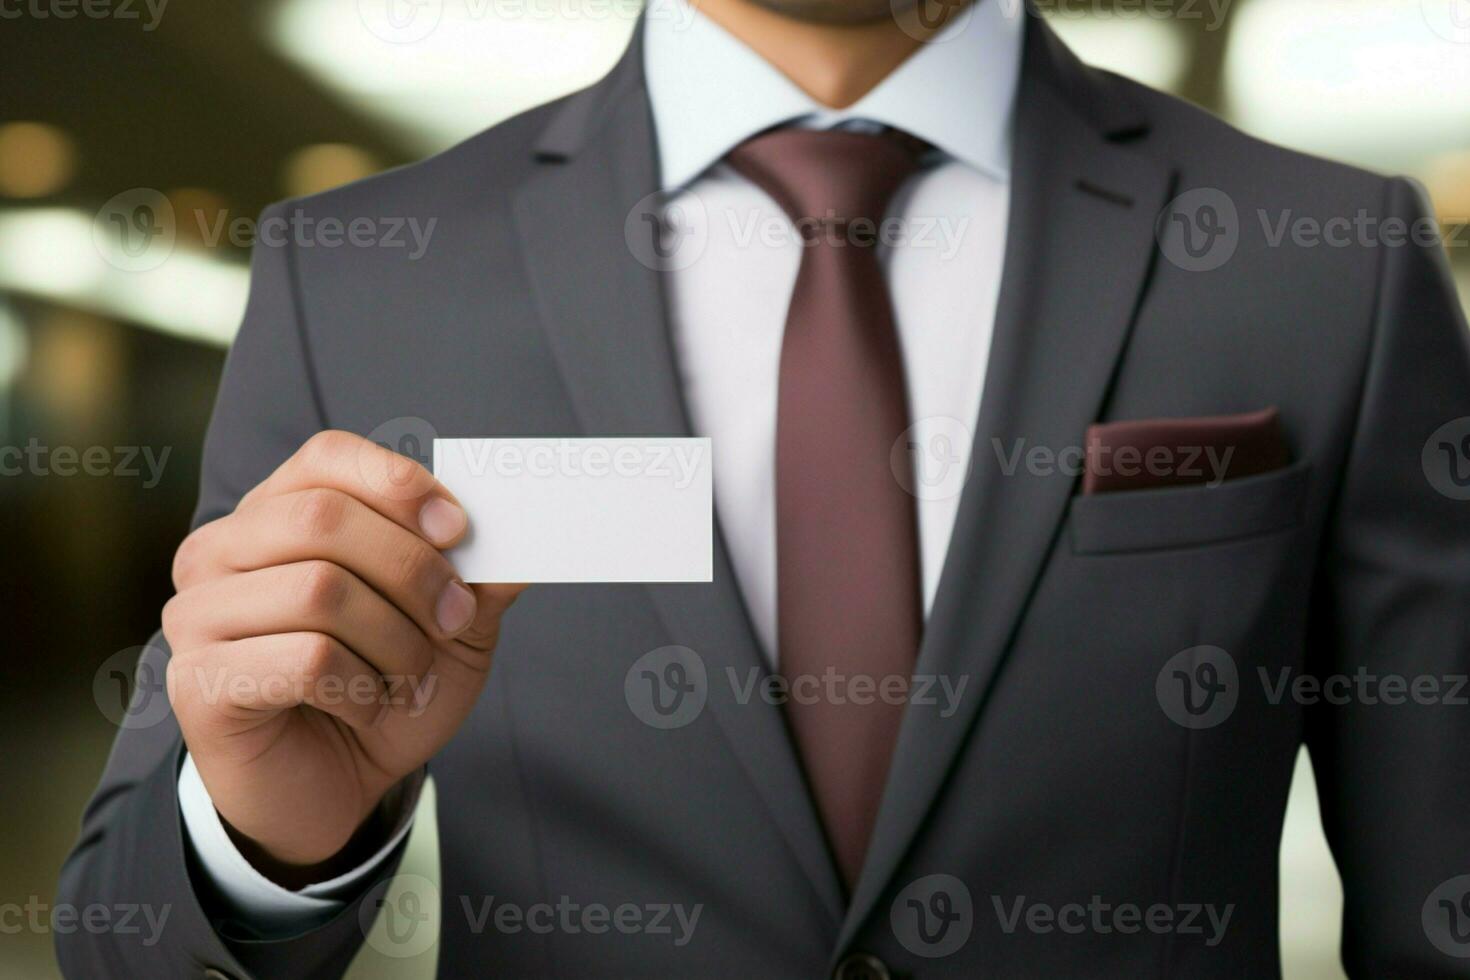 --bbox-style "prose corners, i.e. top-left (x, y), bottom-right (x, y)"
top-left (178, 752), bottom-right (419, 935)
